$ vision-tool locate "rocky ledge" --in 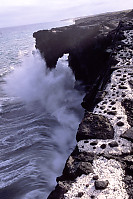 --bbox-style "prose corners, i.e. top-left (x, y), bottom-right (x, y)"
top-left (33, 9), bottom-right (133, 199)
